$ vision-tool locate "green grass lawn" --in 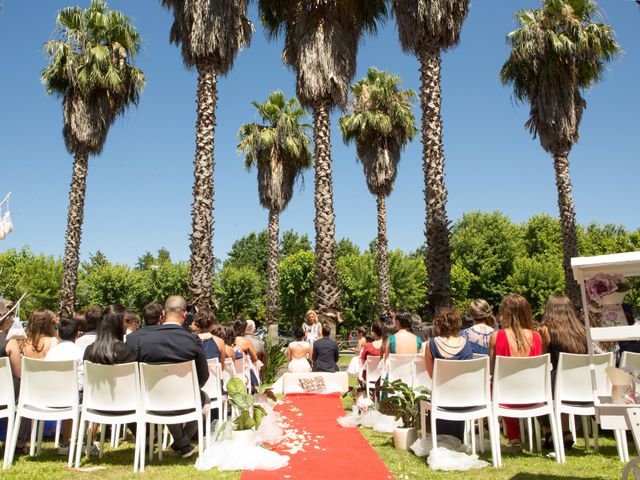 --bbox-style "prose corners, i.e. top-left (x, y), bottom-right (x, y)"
top-left (1, 360), bottom-right (630, 480)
